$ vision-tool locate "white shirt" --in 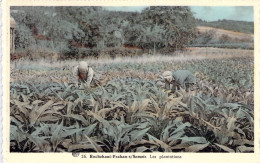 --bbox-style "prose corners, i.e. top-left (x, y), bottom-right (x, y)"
top-left (73, 66), bottom-right (94, 85)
